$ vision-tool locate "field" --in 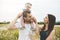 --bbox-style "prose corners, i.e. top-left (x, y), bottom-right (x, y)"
top-left (0, 24), bottom-right (60, 40)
